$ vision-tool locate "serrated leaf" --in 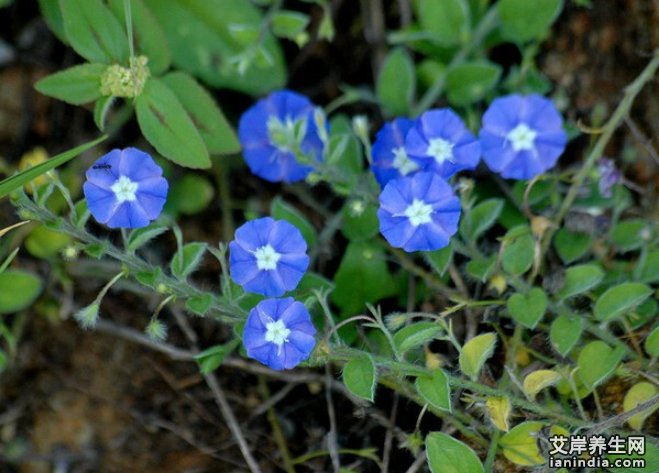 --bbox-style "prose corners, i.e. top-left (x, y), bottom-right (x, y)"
top-left (426, 432), bottom-right (484, 473)
top-left (459, 198), bottom-right (503, 241)
top-left (594, 282), bottom-right (653, 322)
top-left (0, 270), bottom-right (43, 314)
top-left (555, 264), bottom-right (604, 300)
top-left (271, 196), bottom-right (317, 248)
top-left (35, 63), bottom-right (106, 105)
top-left (135, 77), bottom-right (210, 169)
top-left (523, 370), bottom-right (562, 400)
top-left (416, 369), bottom-right (451, 412)
top-left (459, 332), bottom-right (497, 380)
top-left (550, 314), bottom-right (583, 356)
top-left (161, 71), bottom-right (240, 155)
top-left (343, 353), bottom-right (376, 401)
top-left (376, 47), bottom-right (415, 116)
top-left (171, 242), bottom-right (207, 280)
top-left (127, 225), bottom-right (168, 252)
top-left (59, 0), bottom-right (129, 63)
